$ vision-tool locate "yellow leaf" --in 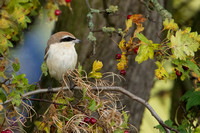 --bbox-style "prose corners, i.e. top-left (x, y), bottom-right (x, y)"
top-left (0, 18), bottom-right (13, 29)
top-left (34, 121), bottom-right (50, 133)
top-left (56, 121), bottom-right (63, 129)
top-left (67, 3), bottom-right (73, 12)
top-left (117, 53), bottom-right (128, 70)
top-left (124, 19), bottom-right (132, 32)
top-left (117, 62), bottom-right (124, 70)
top-left (0, 104), bottom-right (3, 111)
top-left (155, 61), bottom-right (169, 80)
top-left (0, 100), bottom-right (3, 111)
top-left (88, 71), bottom-right (102, 79)
top-left (126, 37), bottom-right (133, 49)
top-left (2, 84), bottom-right (10, 94)
top-left (119, 38), bottom-right (126, 52)
top-left (163, 19), bottom-right (178, 31)
top-left (134, 24), bottom-right (144, 37)
top-left (92, 60), bottom-right (103, 72)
